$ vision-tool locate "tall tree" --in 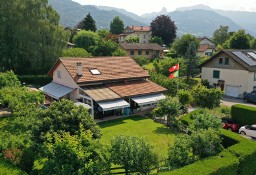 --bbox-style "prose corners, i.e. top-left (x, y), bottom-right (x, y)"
top-left (110, 16), bottom-right (124, 34)
top-left (81, 13), bottom-right (97, 32)
top-left (150, 15), bottom-right (177, 46)
top-left (229, 30), bottom-right (250, 49)
top-left (172, 34), bottom-right (199, 58)
top-left (184, 41), bottom-right (199, 80)
top-left (73, 30), bottom-right (101, 51)
top-left (0, 0), bottom-right (68, 75)
top-left (212, 25), bottom-right (230, 45)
